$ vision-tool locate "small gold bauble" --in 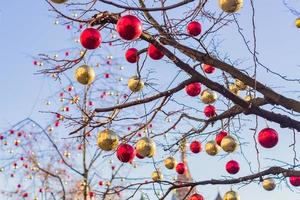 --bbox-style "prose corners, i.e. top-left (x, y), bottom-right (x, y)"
top-left (75, 65), bottom-right (95, 85)
top-left (244, 95), bottom-right (253, 102)
top-left (219, 0), bottom-right (243, 13)
top-left (205, 140), bottom-right (220, 156)
top-left (295, 18), bottom-right (300, 28)
top-left (128, 76), bottom-right (144, 92)
top-left (164, 157), bottom-right (177, 170)
top-left (229, 84), bottom-right (239, 95)
top-left (223, 190), bottom-right (240, 200)
top-left (220, 135), bottom-right (238, 153)
top-left (97, 129), bottom-right (119, 151)
top-left (136, 137), bottom-right (156, 158)
top-left (200, 89), bottom-right (217, 104)
top-left (151, 170), bottom-right (163, 181)
top-left (50, 0), bottom-right (68, 4)
top-left (263, 178), bottom-right (276, 191)
top-left (235, 79), bottom-right (247, 90)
